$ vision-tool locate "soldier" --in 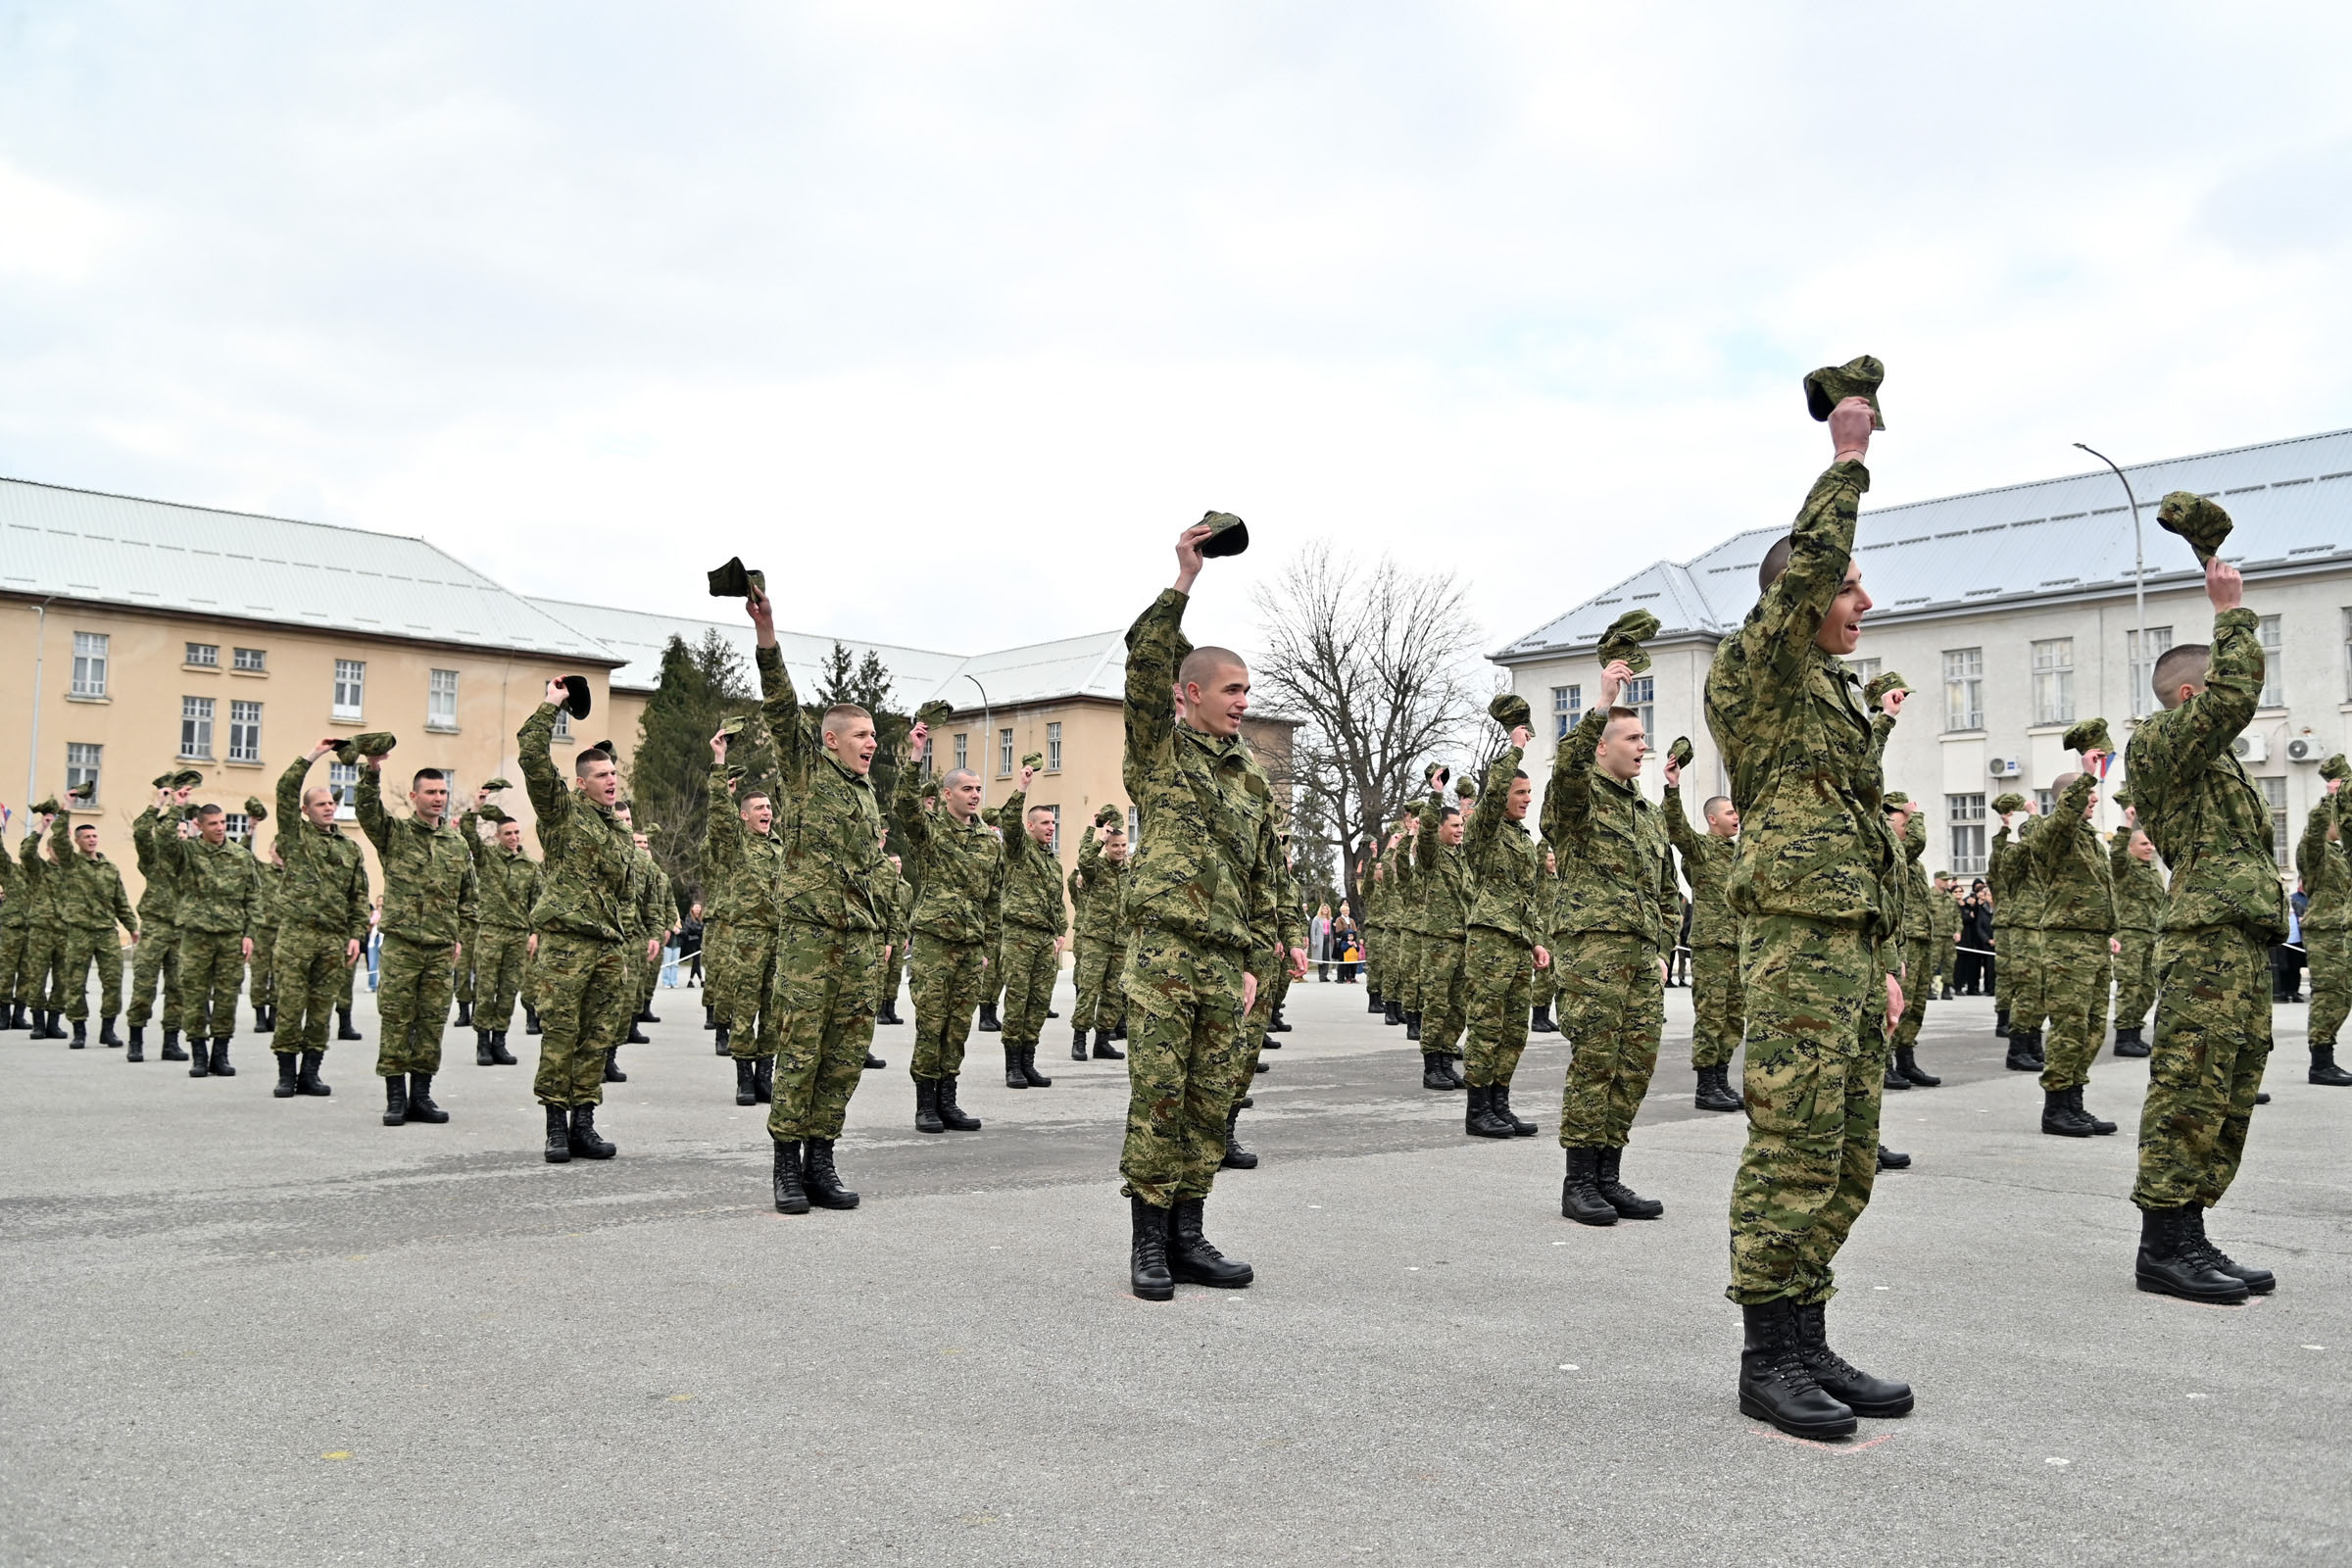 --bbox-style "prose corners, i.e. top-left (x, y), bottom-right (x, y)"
top-left (1529, 843), bottom-right (1562, 1033)
top-left (47, 811), bottom-right (139, 1048)
top-left (2294, 764), bottom-right (2352, 1085)
top-left (1663, 758), bottom-right (1745, 1112)
top-left (1704, 377), bottom-right (1911, 1437)
top-left (356, 751), bottom-right (476, 1126)
top-left (2033, 742), bottom-right (2122, 1137)
top-left (1065, 807), bottom-right (1131, 1060)
top-left (1223, 820), bottom-right (1307, 1170)
top-left (127, 774), bottom-right (197, 1057)
top-left (1412, 784), bottom-right (1473, 1093)
top-left (1389, 809), bottom-right (1429, 1039)
top-left (994, 761), bottom-right (1067, 1091)
top-left (1117, 515), bottom-right (1287, 1301)
top-left (0, 804), bottom-right (21, 1033)
top-left (894, 725), bottom-right (1000, 1136)
top-left (1359, 849), bottom-right (1386, 1016)
top-left (19, 808), bottom-right (69, 1040)
top-left (2109, 805), bottom-right (2163, 1058)
top-left (868, 843), bottom-right (904, 1067)
top-left (1881, 795), bottom-right (1941, 1091)
top-left (1988, 794), bottom-right (2047, 1071)
top-left (745, 587), bottom-right (890, 1213)
top-left (706, 735), bottom-right (786, 1105)
top-left (160, 804), bottom-right (259, 1077)
top-left (977, 800), bottom-right (1006, 1037)
top-left (1931, 872), bottom-right (1962, 1000)
top-left (246, 802), bottom-right (284, 1036)
top-left (461, 792), bottom-right (539, 1068)
top-left (611, 818), bottom-right (672, 1075)
top-left (1460, 725), bottom-right (1551, 1138)
top-left (270, 745), bottom-right (370, 1099)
